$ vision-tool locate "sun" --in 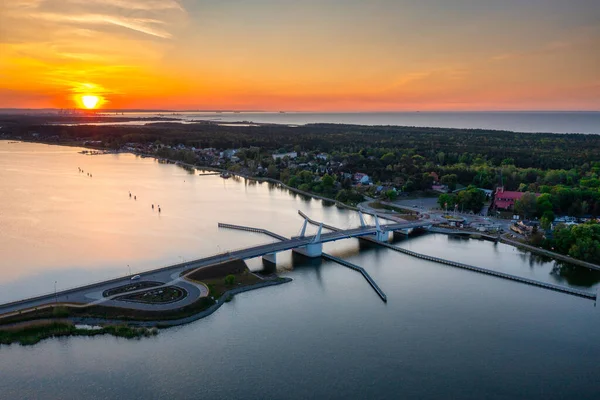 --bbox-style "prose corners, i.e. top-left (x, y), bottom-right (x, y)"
top-left (81, 95), bottom-right (99, 109)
